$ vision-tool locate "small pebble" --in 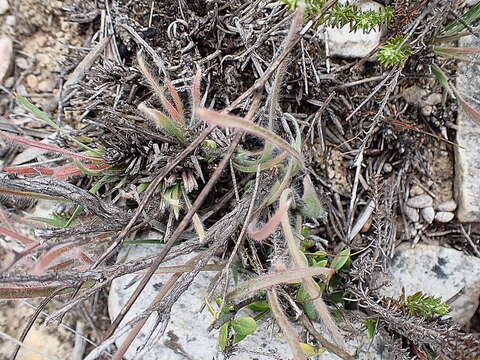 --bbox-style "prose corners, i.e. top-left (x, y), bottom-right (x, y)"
top-left (404, 205), bottom-right (419, 223)
top-left (435, 211), bottom-right (455, 223)
top-left (437, 199), bottom-right (457, 212)
top-left (38, 79), bottom-right (54, 92)
top-left (410, 185), bottom-right (425, 196)
top-left (0, 0), bottom-right (9, 15)
top-left (4, 76), bottom-right (13, 88)
top-left (25, 74), bottom-right (39, 90)
top-left (15, 57), bottom-right (29, 70)
top-left (407, 194), bottom-right (433, 209)
top-left (421, 206), bottom-right (435, 224)
top-left (406, 225), bottom-right (417, 239)
top-left (5, 15), bottom-right (15, 26)
top-left (383, 163), bottom-right (393, 173)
